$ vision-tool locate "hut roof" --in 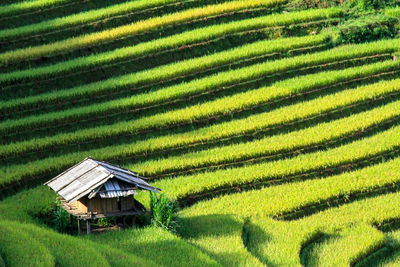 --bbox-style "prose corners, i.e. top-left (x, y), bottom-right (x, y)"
top-left (44, 157), bottom-right (160, 203)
